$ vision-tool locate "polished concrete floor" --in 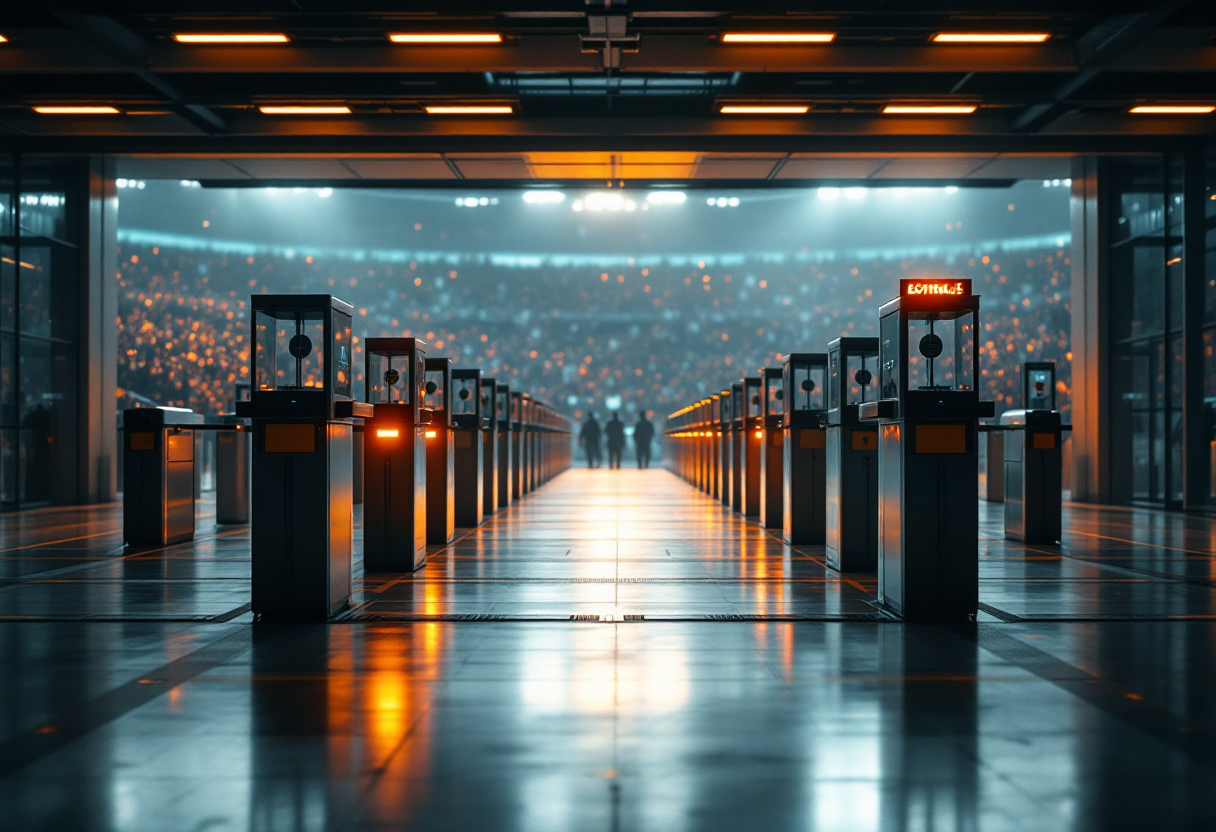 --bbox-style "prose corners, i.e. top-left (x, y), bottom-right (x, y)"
top-left (1, 468), bottom-right (1215, 831)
